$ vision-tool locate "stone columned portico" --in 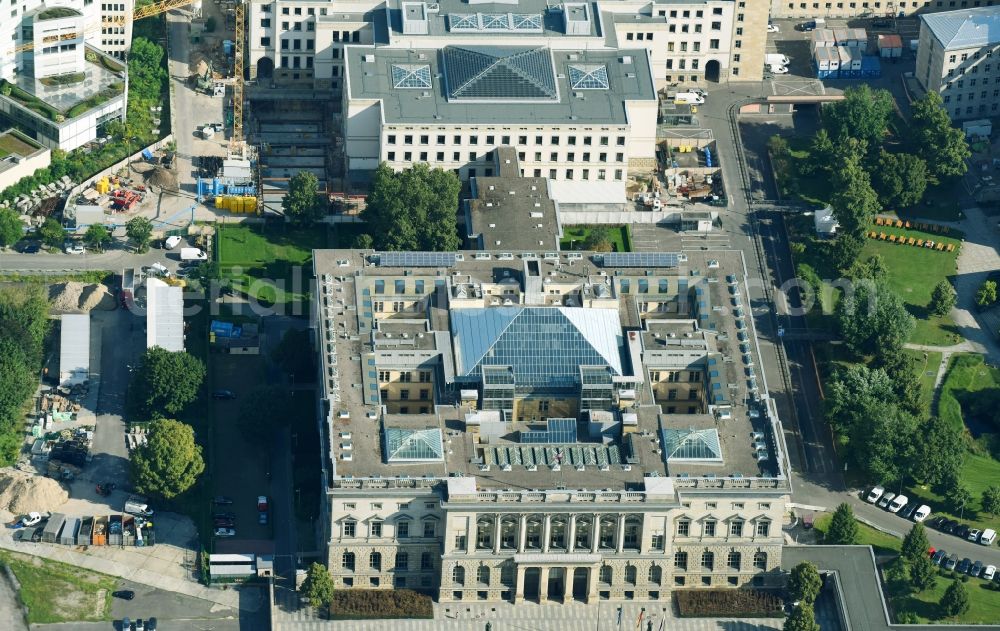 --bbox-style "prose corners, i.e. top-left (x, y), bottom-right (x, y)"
top-left (513, 553), bottom-right (601, 604)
